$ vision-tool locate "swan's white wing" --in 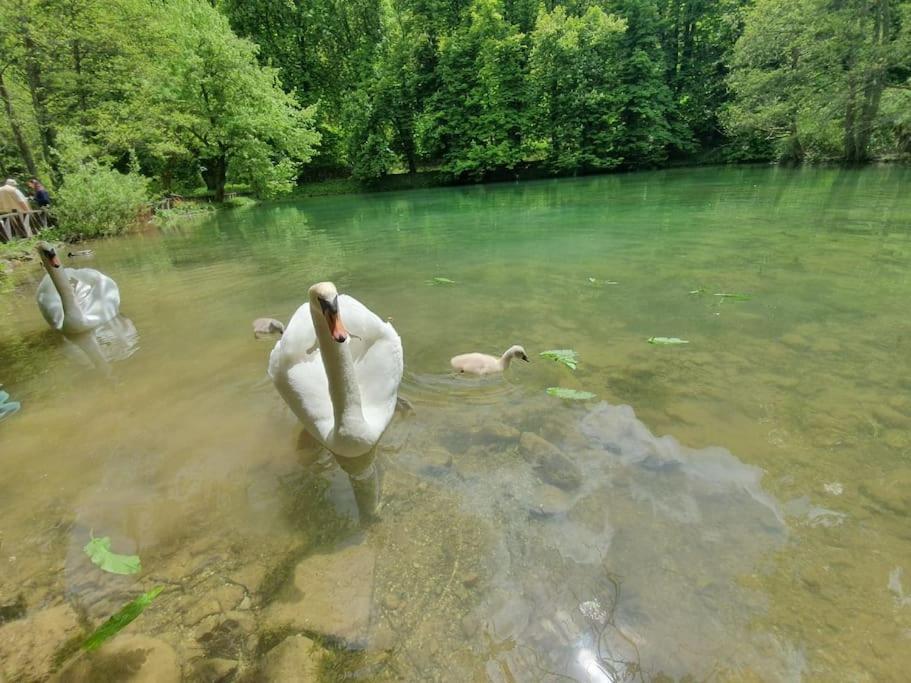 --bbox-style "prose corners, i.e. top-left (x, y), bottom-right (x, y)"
top-left (36, 274), bottom-right (64, 329)
top-left (268, 303), bottom-right (334, 442)
top-left (35, 268), bottom-right (120, 332)
top-left (70, 268), bottom-right (120, 328)
top-left (339, 294), bottom-right (403, 433)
